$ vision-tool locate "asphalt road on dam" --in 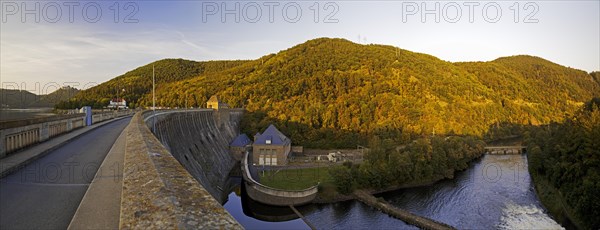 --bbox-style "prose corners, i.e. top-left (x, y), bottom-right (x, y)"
top-left (0, 117), bottom-right (131, 229)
